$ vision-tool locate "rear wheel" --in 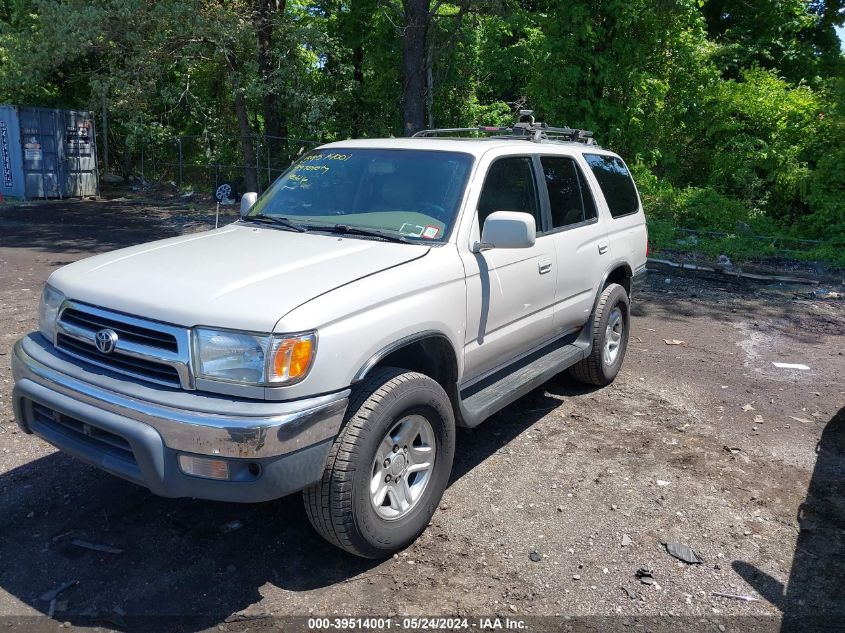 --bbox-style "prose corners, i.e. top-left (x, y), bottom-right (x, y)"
top-left (303, 367), bottom-right (455, 558)
top-left (569, 283), bottom-right (630, 386)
